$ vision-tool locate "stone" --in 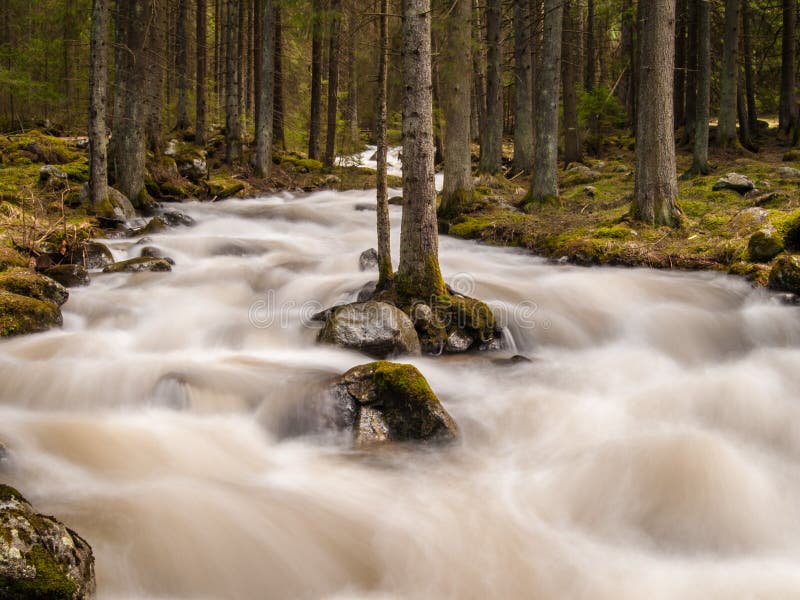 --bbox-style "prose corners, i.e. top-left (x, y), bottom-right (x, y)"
top-left (777, 166), bottom-right (800, 179)
top-left (79, 185), bottom-right (135, 223)
top-left (446, 328), bottom-right (474, 353)
top-left (42, 264), bottom-right (90, 288)
top-left (160, 211), bottom-right (195, 227)
top-left (0, 484), bottom-right (95, 599)
top-left (178, 158), bottom-right (207, 183)
top-left (583, 186), bottom-right (597, 198)
top-left (727, 207), bottom-right (769, 234)
top-left (388, 196), bottom-right (404, 206)
top-left (0, 269), bottom-right (69, 306)
top-left (38, 165), bottom-right (68, 183)
top-left (354, 203), bottom-right (376, 212)
top-left (328, 361), bottom-right (459, 447)
top-left (102, 257), bottom-right (172, 274)
top-left (318, 301), bottom-right (421, 358)
top-left (358, 248), bottom-right (379, 271)
top-left (748, 228), bottom-right (784, 263)
top-left (0, 290), bottom-right (62, 337)
top-left (768, 256), bottom-right (800, 295)
top-left (356, 280), bottom-right (377, 302)
top-left (139, 247), bottom-right (175, 265)
top-left (712, 173), bottom-right (755, 194)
